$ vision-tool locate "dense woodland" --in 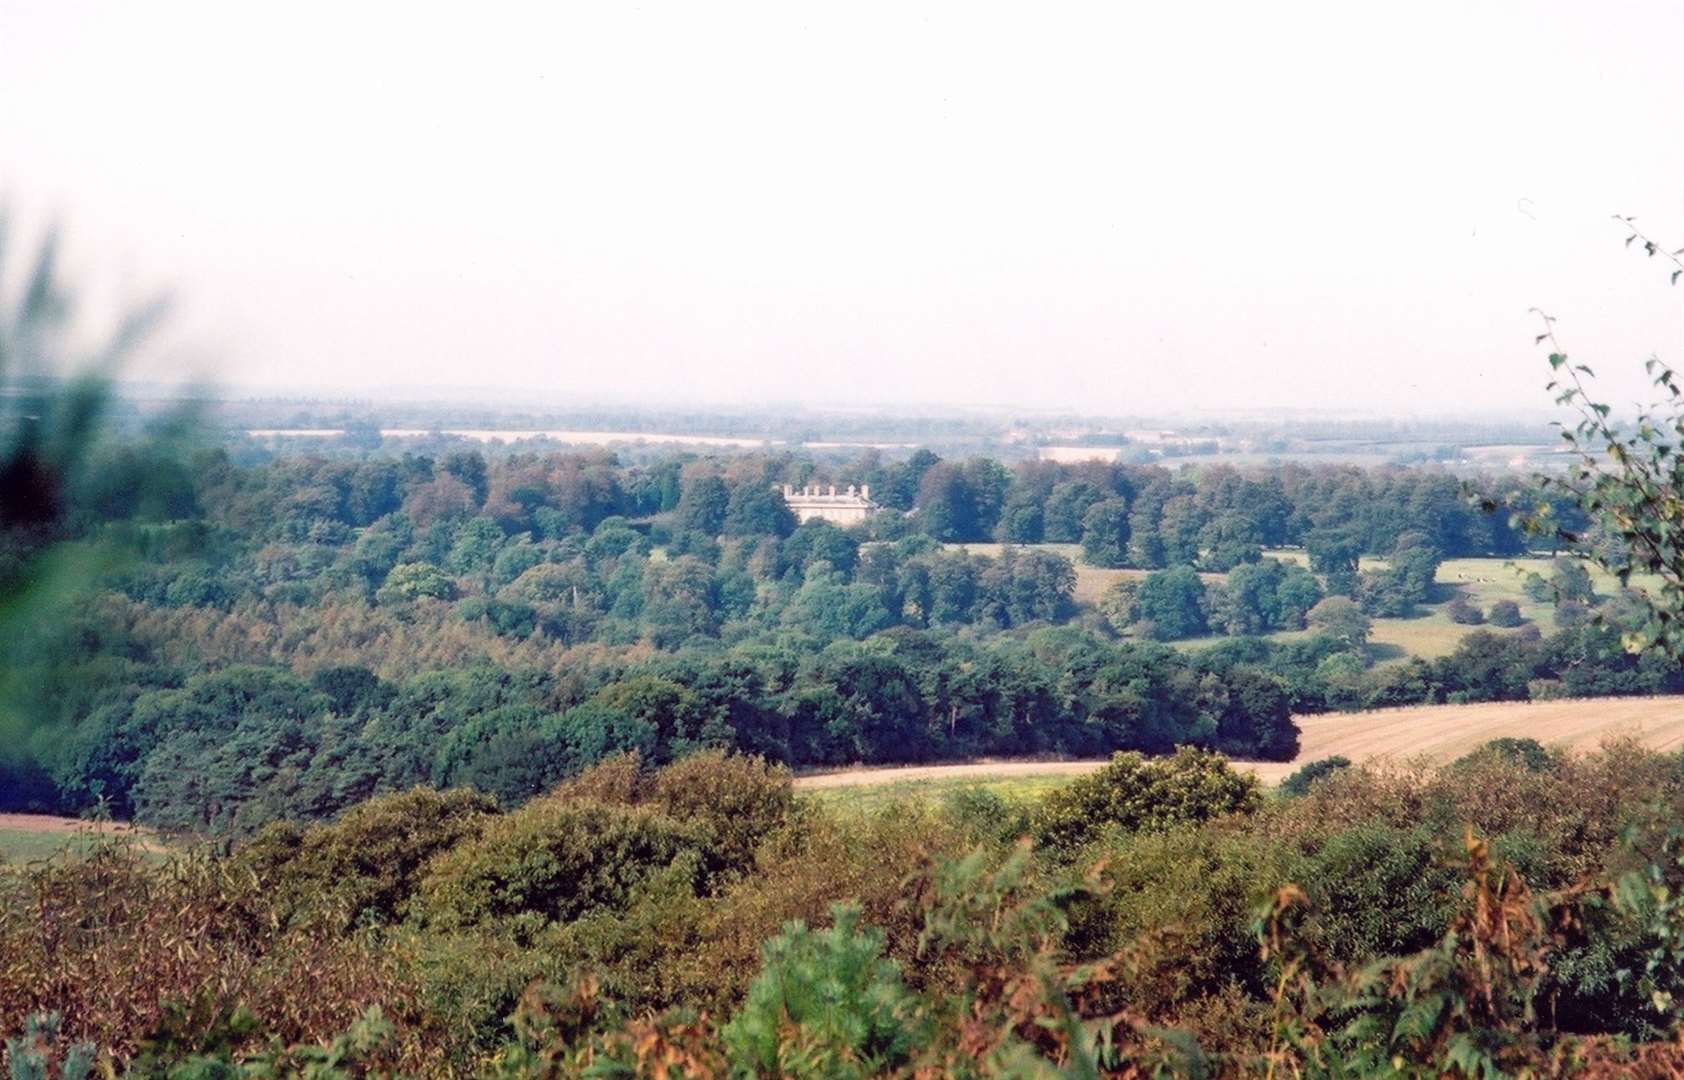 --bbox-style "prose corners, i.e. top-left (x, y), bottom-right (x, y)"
top-left (3, 440), bottom-right (1675, 841)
